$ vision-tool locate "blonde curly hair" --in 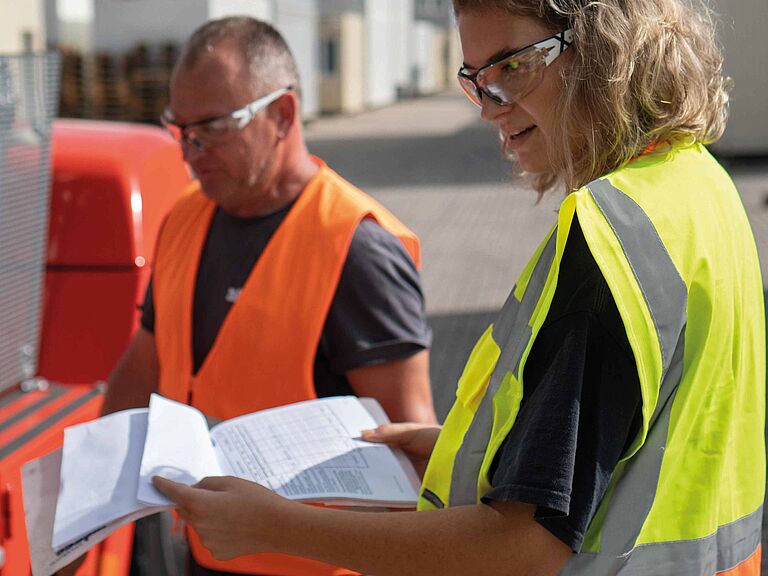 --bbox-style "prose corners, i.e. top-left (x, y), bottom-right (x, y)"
top-left (453, 0), bottom-right (731, 193)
